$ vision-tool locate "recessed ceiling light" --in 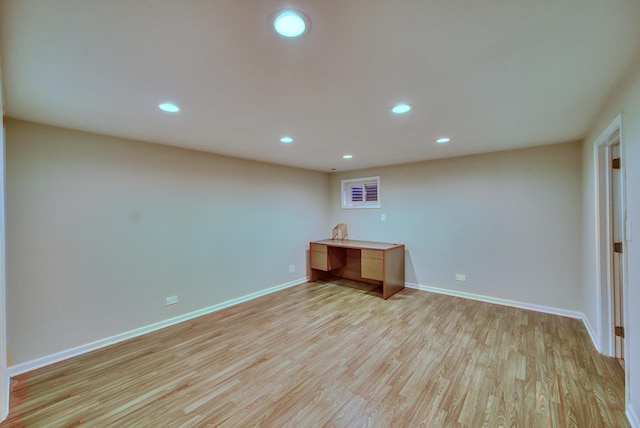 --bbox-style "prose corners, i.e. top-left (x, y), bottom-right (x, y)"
top-left (280, 137), bottom-right (293, 143)
top-left (343, 154), bottom-right (353, 159)
top-left (391, 103), bottom-right (413, 114)
top-left (159, 103), bottom-right (181, 113)
top-left (436, 137), bottom-right (451, 144)
top-left (272, 10), bottom-right (310, 38)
